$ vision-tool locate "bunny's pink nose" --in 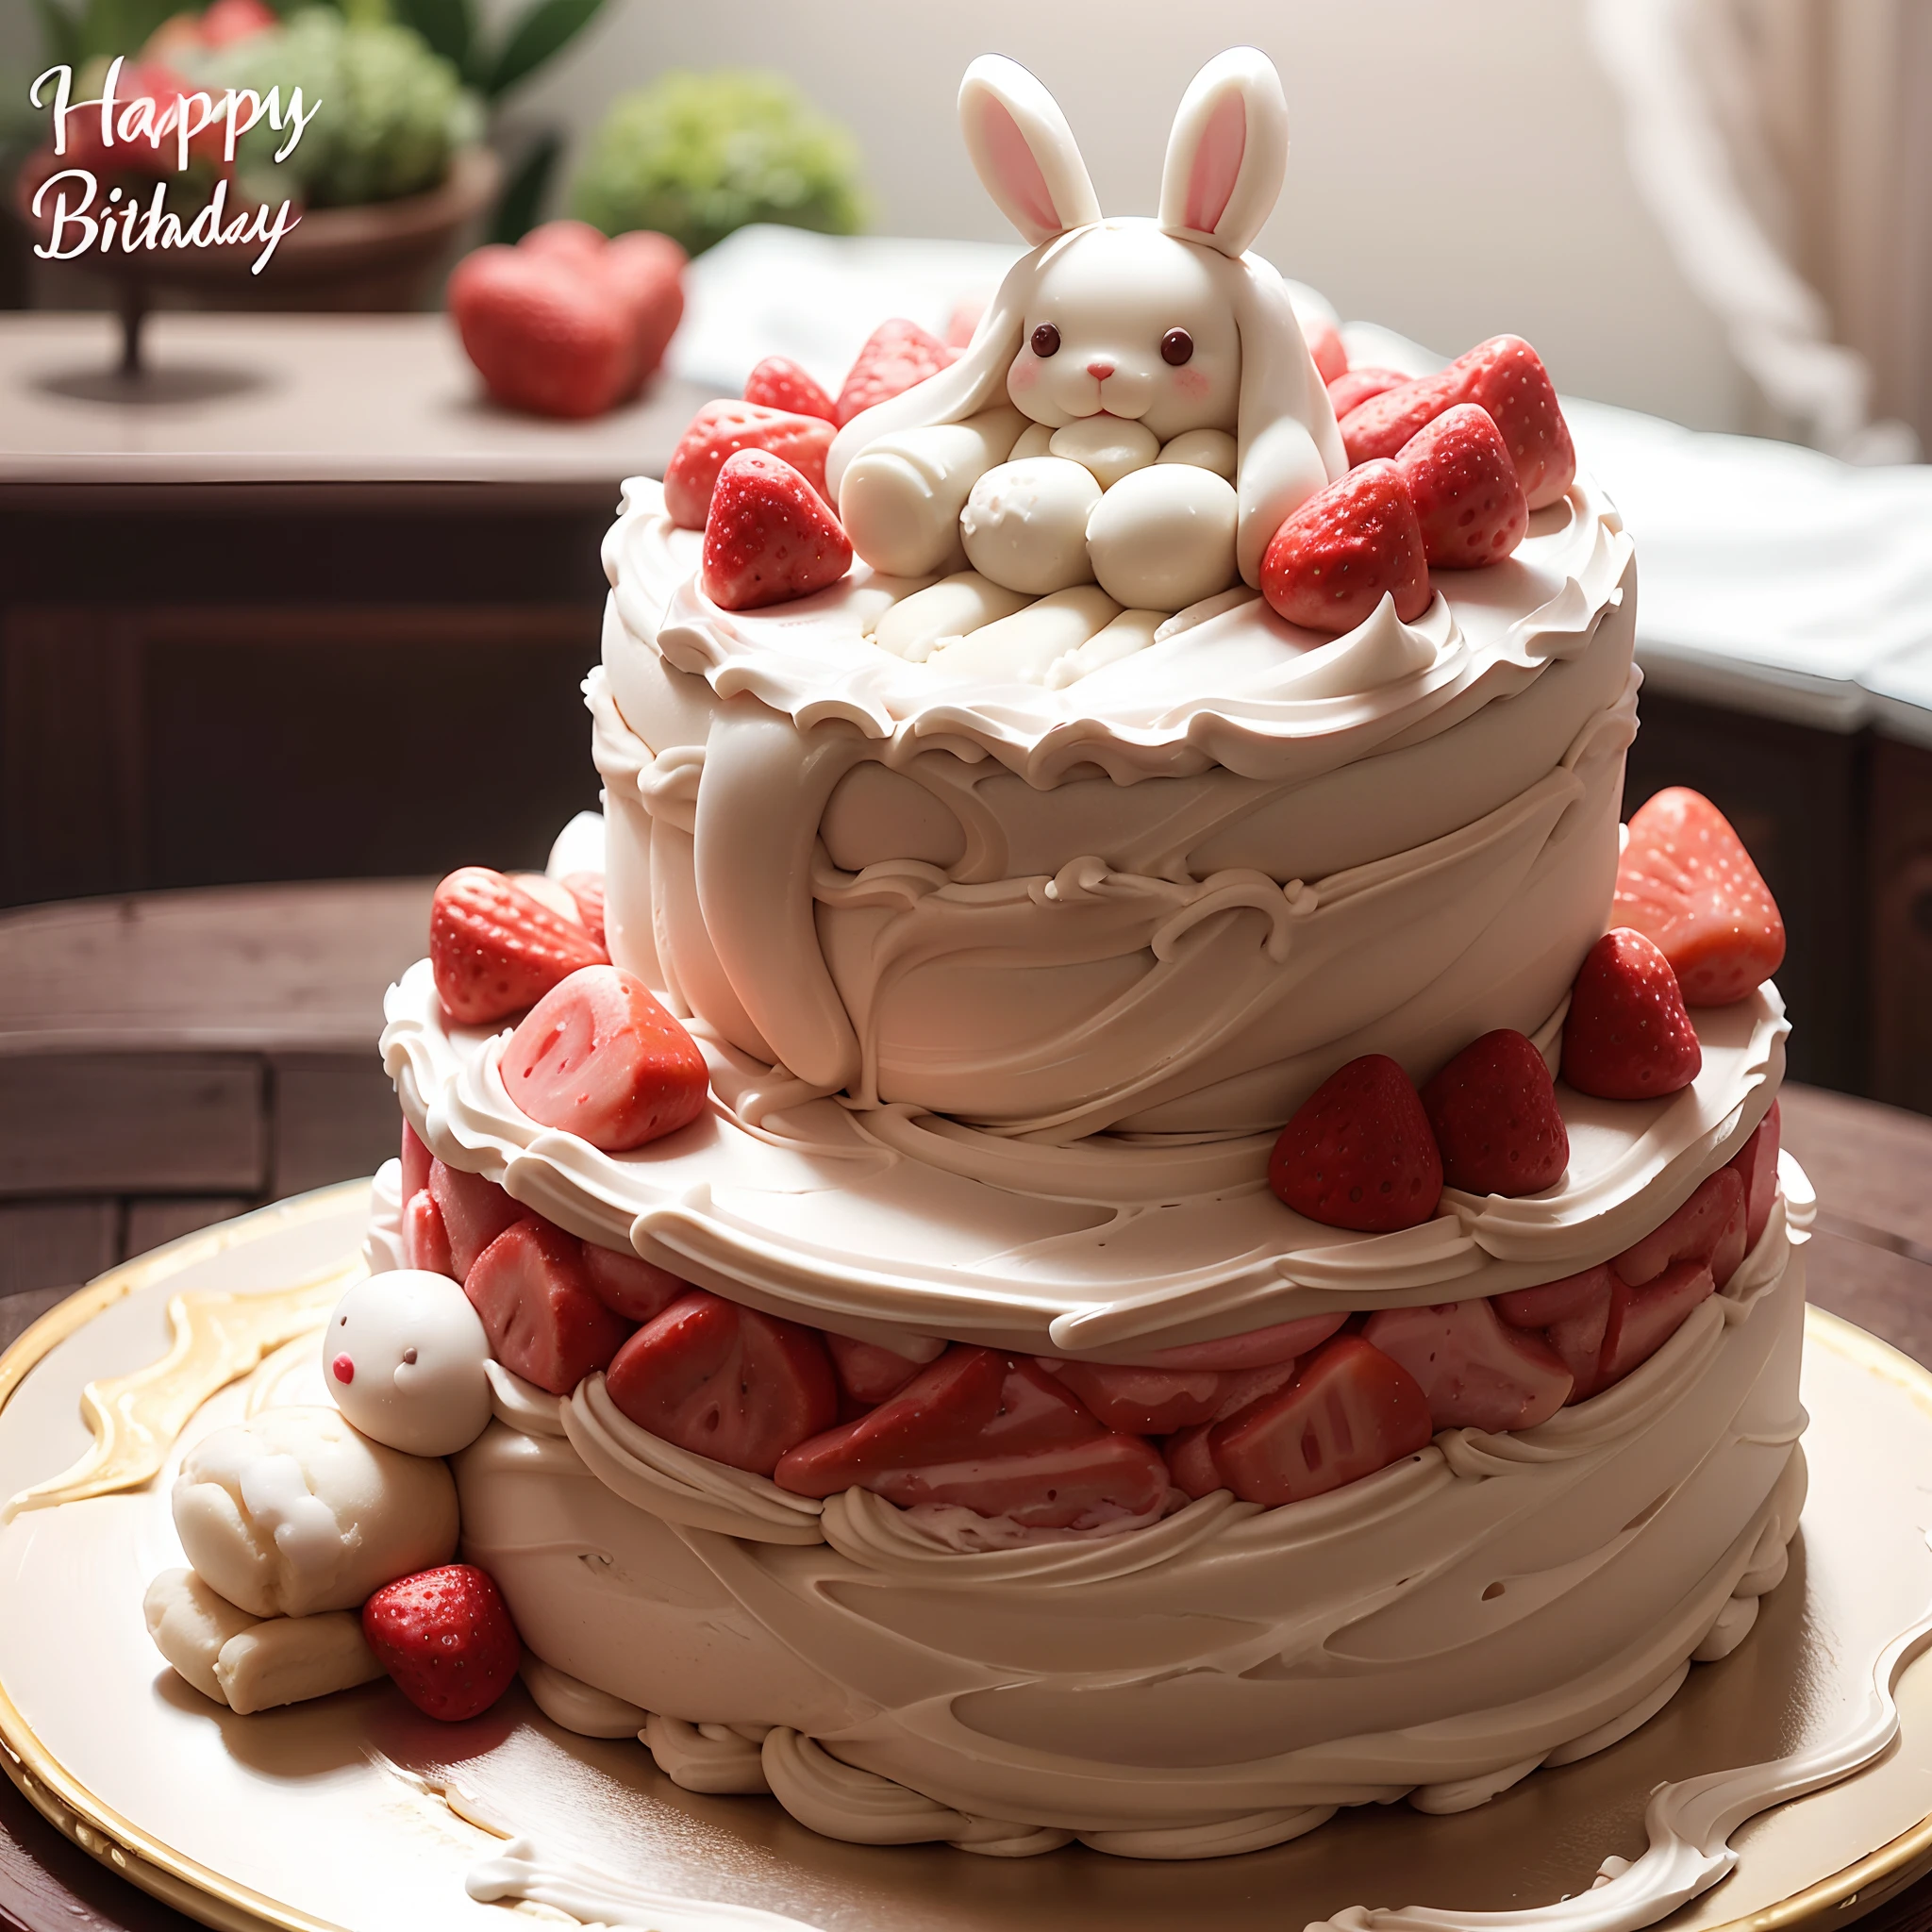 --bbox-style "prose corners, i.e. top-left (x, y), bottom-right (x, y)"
top-left (1087, 358), bottom-right (1115, 380)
